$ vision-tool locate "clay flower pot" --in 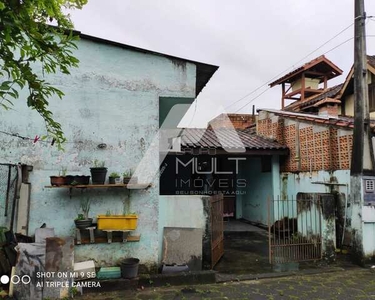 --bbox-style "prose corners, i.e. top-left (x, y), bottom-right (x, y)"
top-left (50, 176), bottom-right (66, 186)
